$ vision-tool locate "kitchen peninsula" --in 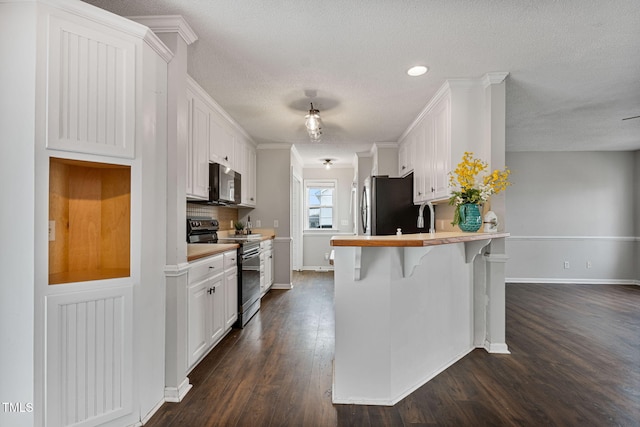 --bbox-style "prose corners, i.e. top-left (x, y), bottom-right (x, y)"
top-left (330, 231), bottom-right (509, 405)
